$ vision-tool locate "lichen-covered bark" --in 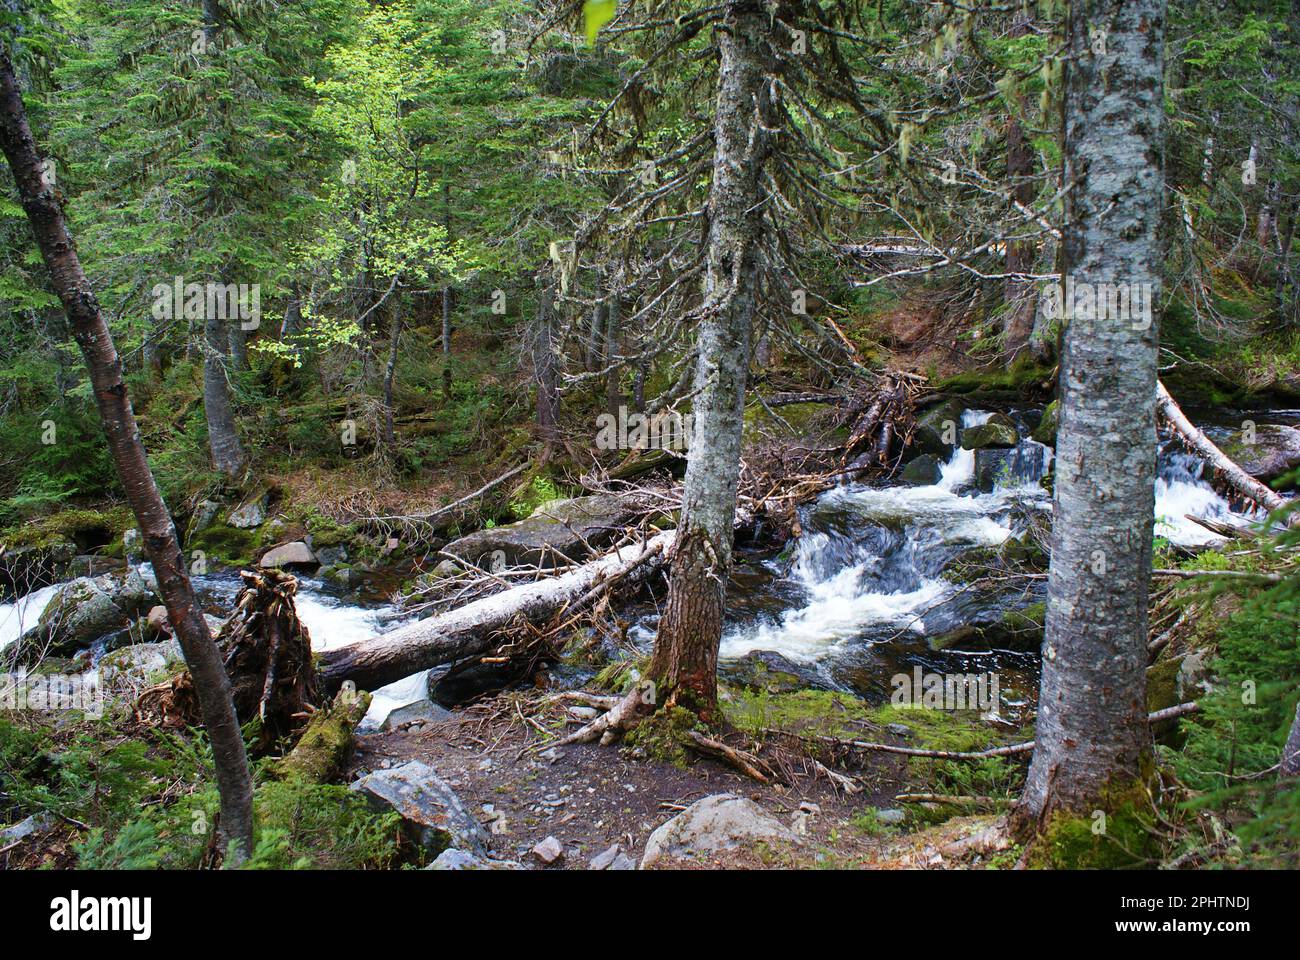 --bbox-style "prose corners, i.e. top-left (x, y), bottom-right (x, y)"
top-left (0, 49), bottom-right (254, 860)
top-left (203, 312), bottom-right (247, 476)
top-left (649, 1), bottom-right (774, 717)
top-left (1018, 0), bottom-right (1167, 824)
